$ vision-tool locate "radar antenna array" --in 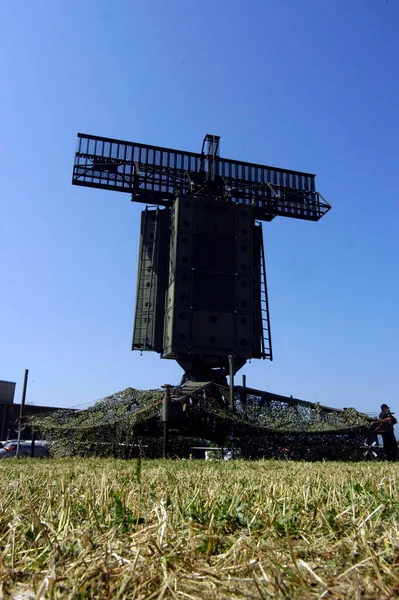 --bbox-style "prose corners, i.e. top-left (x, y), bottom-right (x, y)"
top-left (72, 133), bottom-right (330, 382)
